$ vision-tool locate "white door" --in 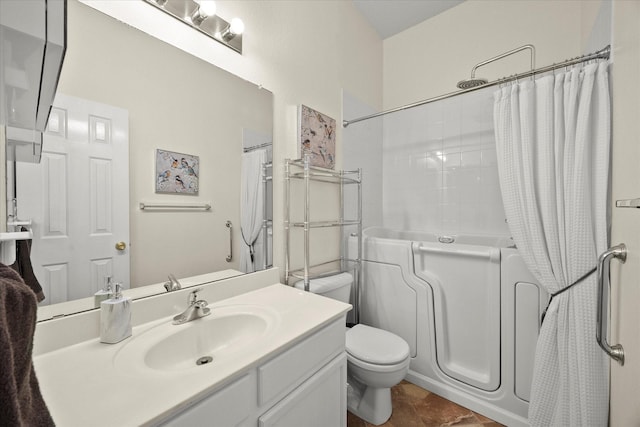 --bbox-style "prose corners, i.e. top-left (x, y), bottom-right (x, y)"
top-left (609, 1), bottom-right (640, 424)
top-left (16, 94), bottom-right (129, 305)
